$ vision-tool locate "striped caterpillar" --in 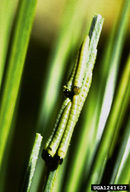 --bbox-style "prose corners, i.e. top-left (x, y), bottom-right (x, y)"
top-left (57, 49), bottom-right (97, 160)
